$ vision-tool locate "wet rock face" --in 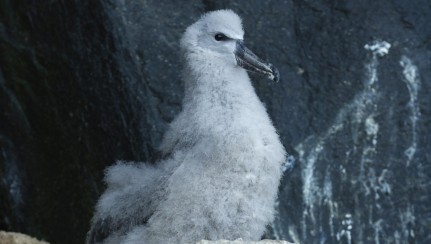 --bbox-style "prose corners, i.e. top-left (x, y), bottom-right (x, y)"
top-left (1, 0), bottom-right (430, 243)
